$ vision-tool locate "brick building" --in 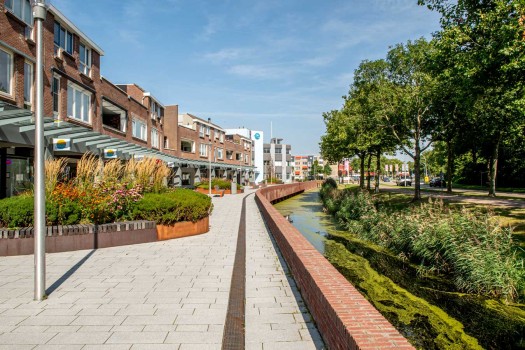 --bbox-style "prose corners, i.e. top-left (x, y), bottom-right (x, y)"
top-left (0, 0), bottom-right (253, 197)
